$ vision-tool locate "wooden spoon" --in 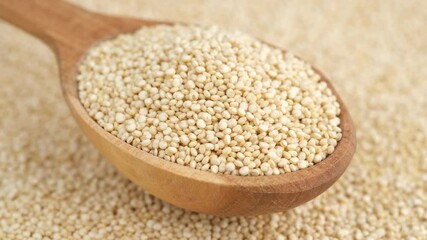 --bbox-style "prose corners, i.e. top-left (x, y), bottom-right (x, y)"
top-left (0, 0), bottom-right (356, 216)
